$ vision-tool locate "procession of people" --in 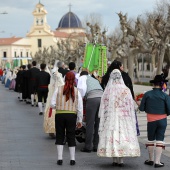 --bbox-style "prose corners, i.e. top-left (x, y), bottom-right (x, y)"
top-left (0, 58), bottom-right (170, 168)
